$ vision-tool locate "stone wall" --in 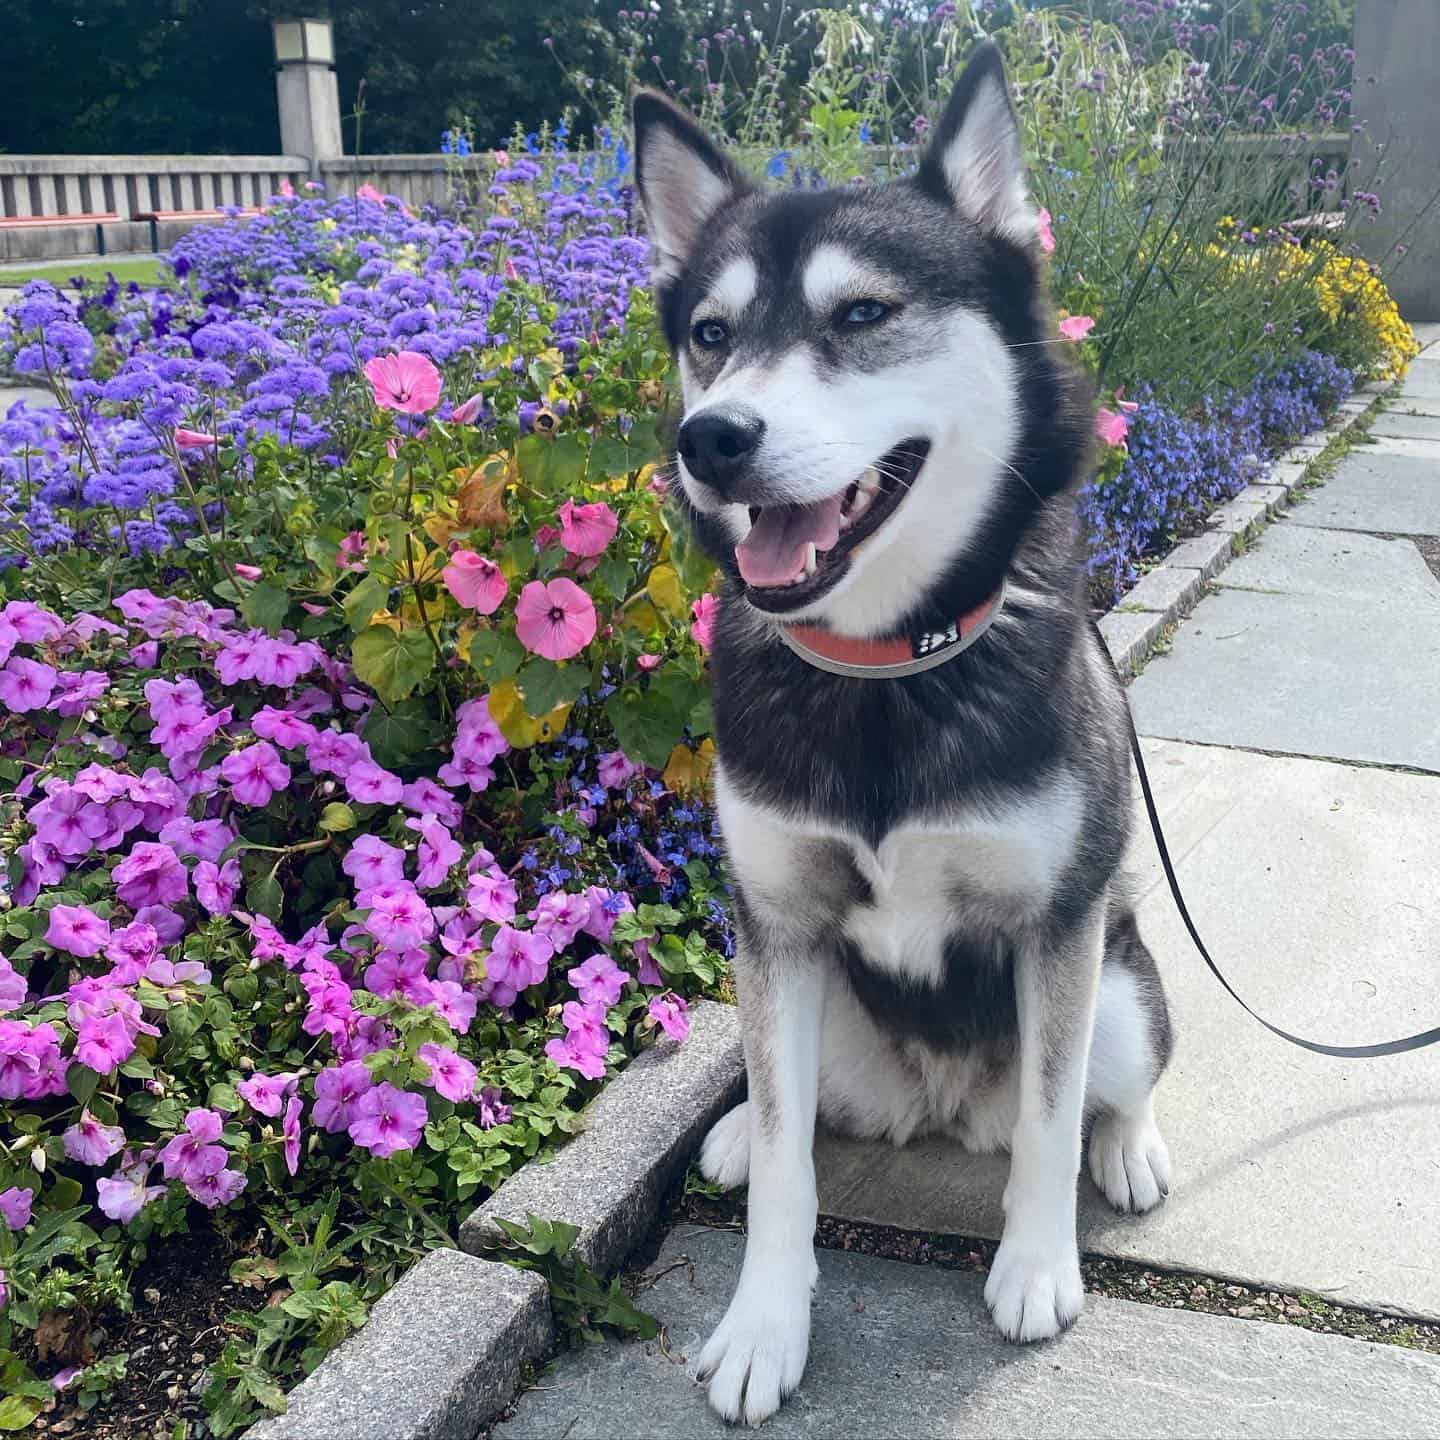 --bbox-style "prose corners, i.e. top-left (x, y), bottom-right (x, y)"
top-left (1352, 0), bottom-right (1440, 320)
